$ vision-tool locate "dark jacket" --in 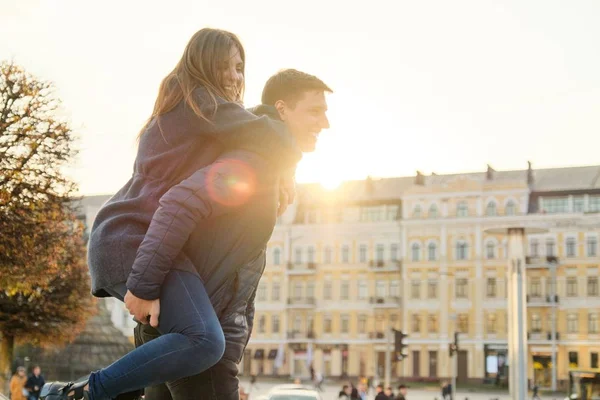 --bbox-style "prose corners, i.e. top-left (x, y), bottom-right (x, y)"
top-left (88, 89), bottom-right (300, 299)
top-left (25, 374), bottom-right (45, 398)
top-left (375, 392), bottom-right (389, 400)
